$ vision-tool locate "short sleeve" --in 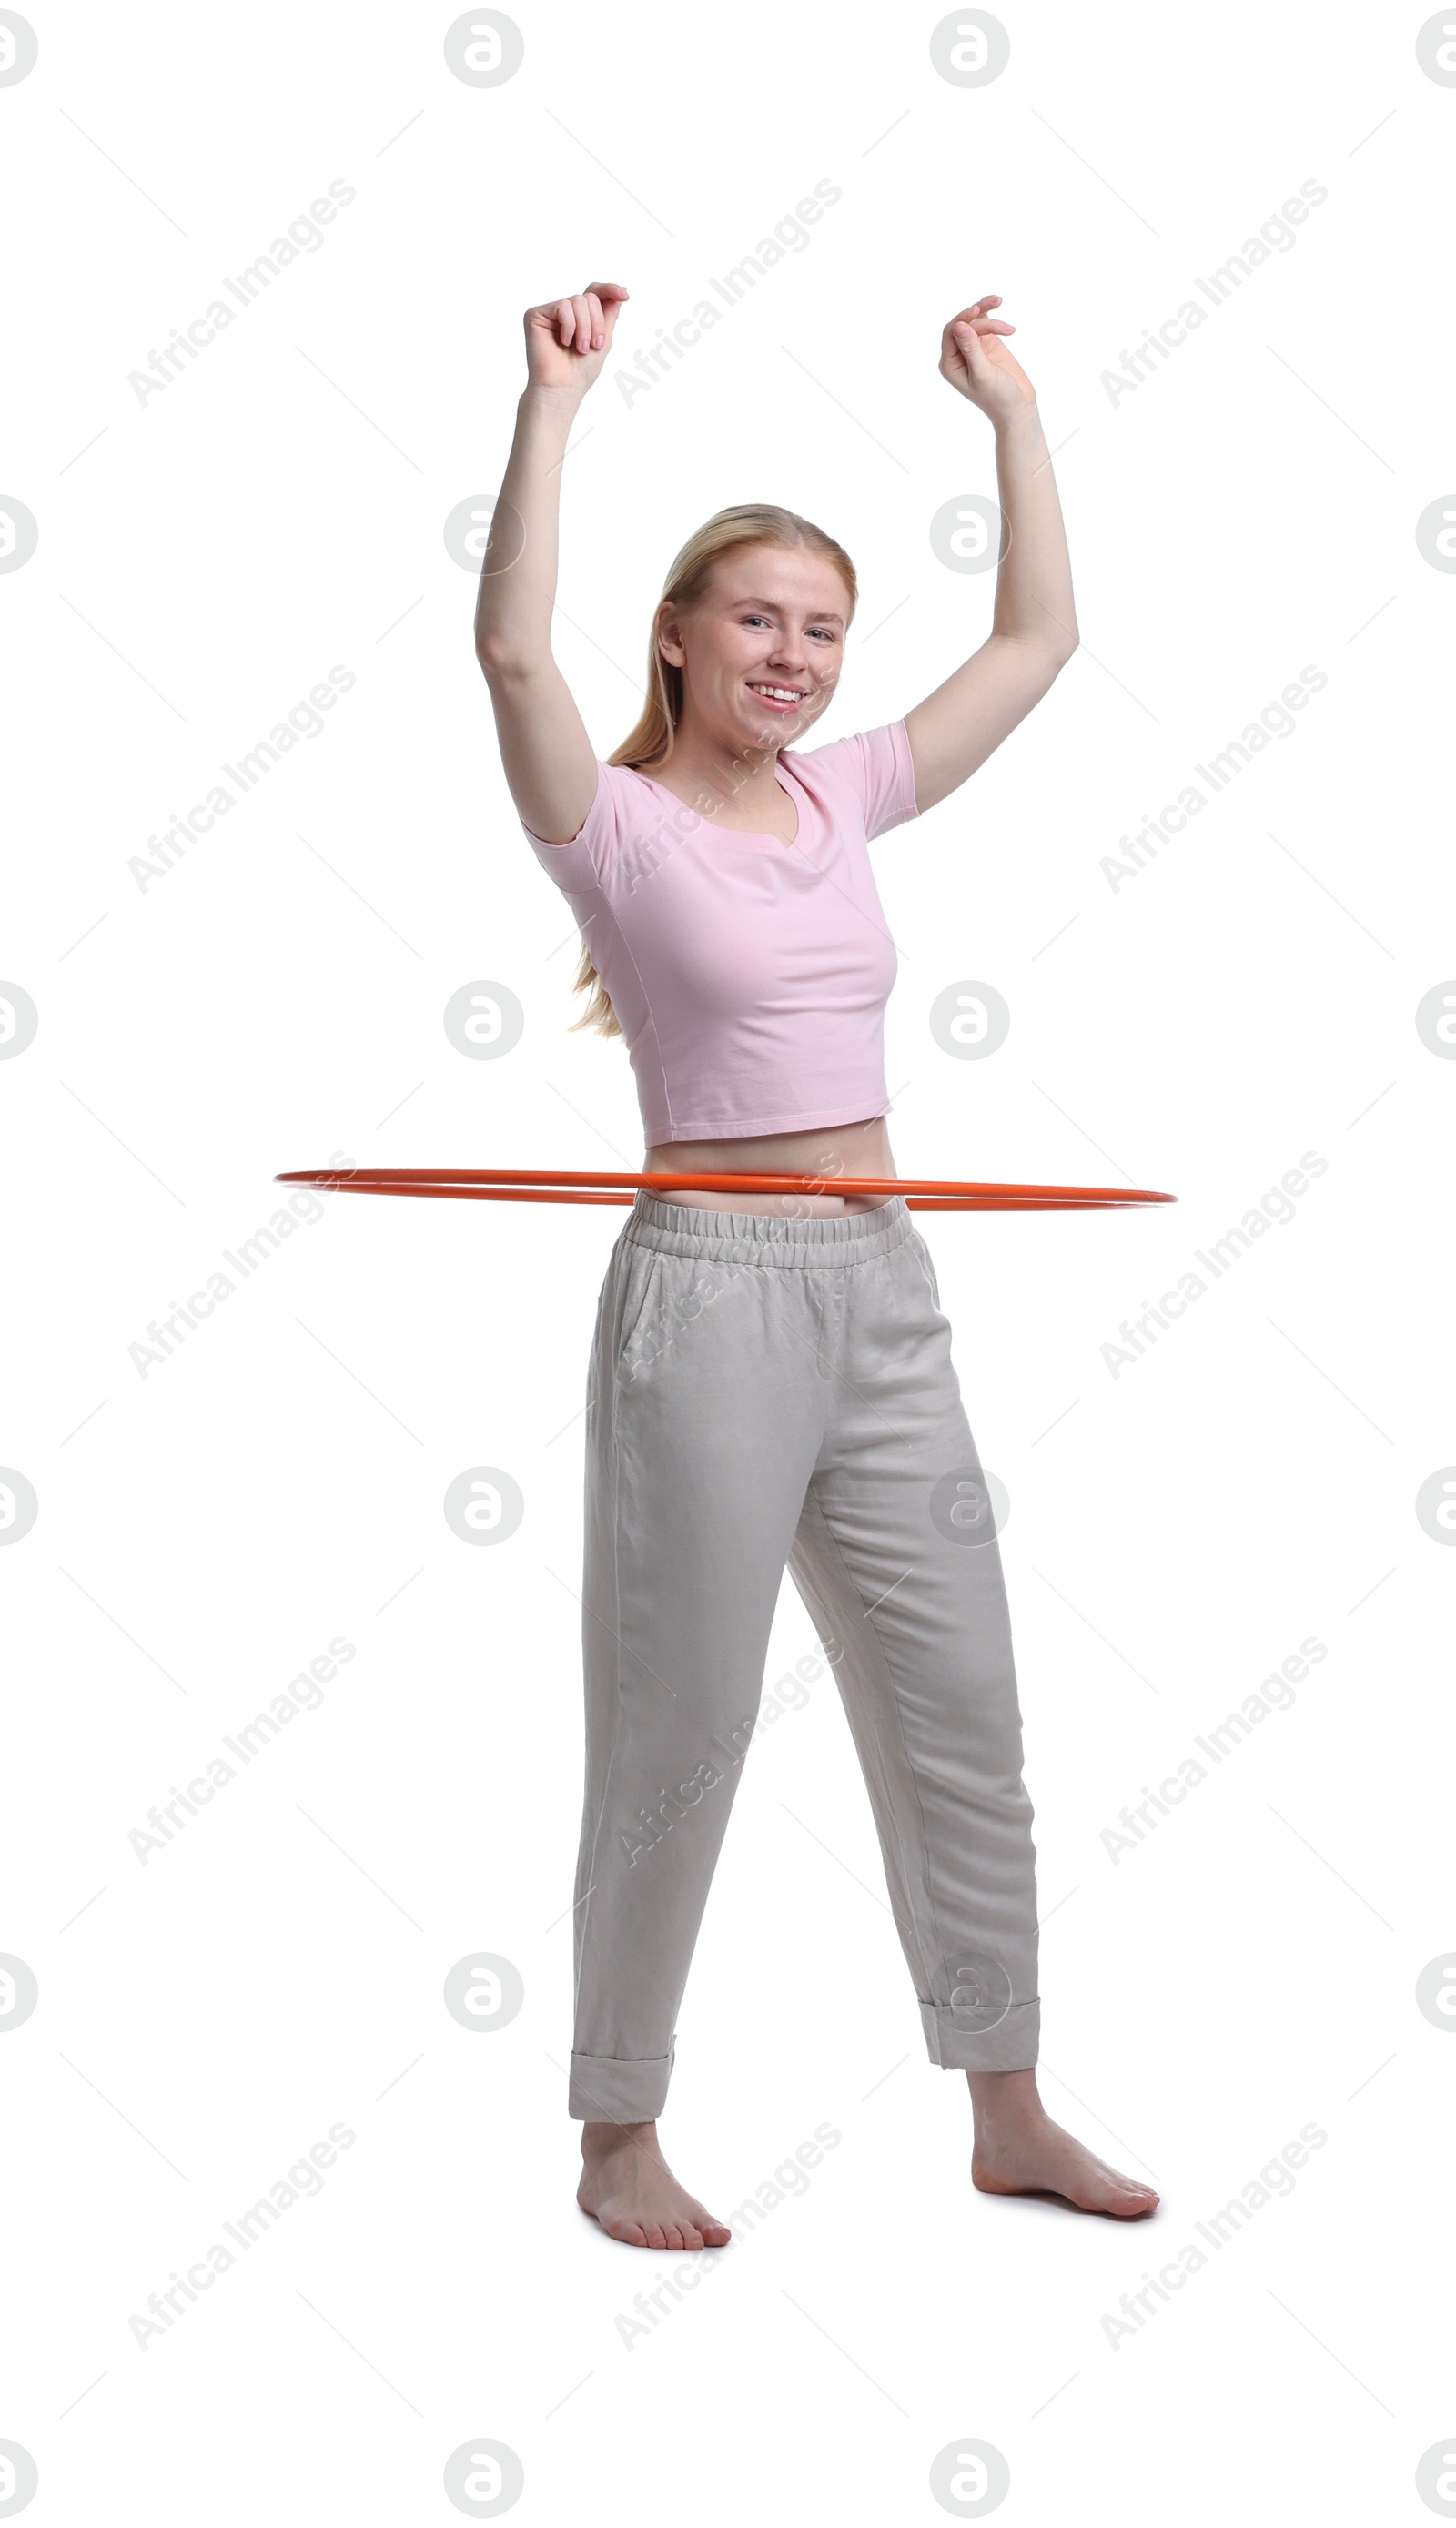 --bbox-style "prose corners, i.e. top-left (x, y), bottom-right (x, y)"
top-left (520, 763), bottom-right (610, 893)
top-left (790, 720), bottom-right (920, 841)
top-left (521, 759), bottom-right (698, 895)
